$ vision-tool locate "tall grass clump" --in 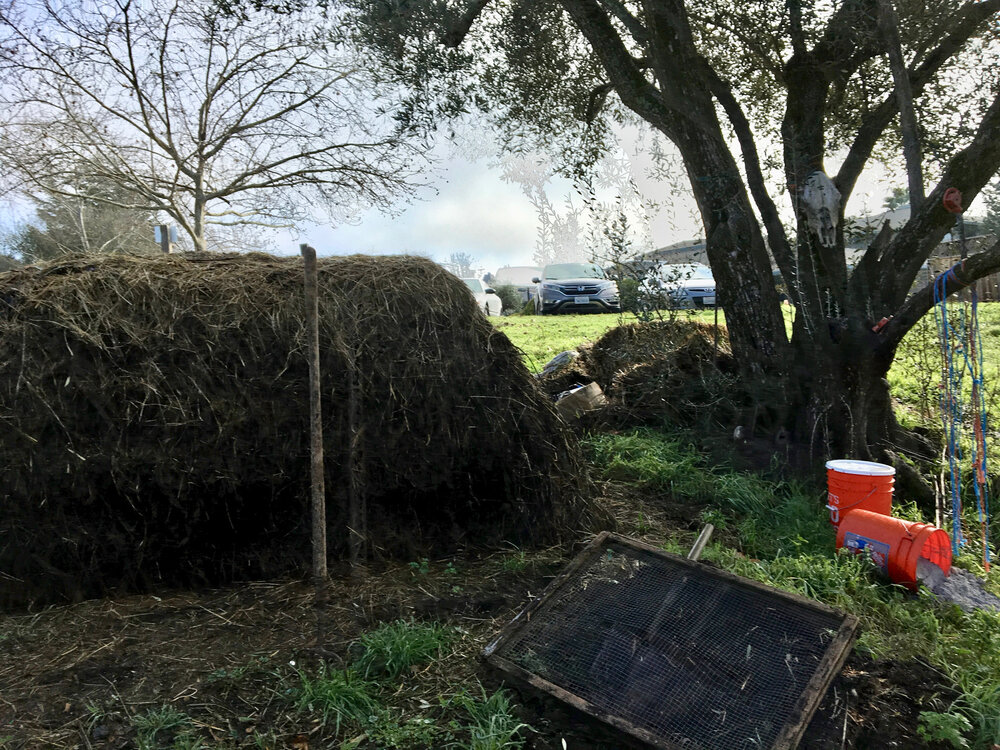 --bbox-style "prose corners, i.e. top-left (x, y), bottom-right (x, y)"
top-left (353, 619), bottom-right (454, 679)
top-left (449, 688), bottom-right (531, 750)
top-left (292, 665), bottom-right (380, 732)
